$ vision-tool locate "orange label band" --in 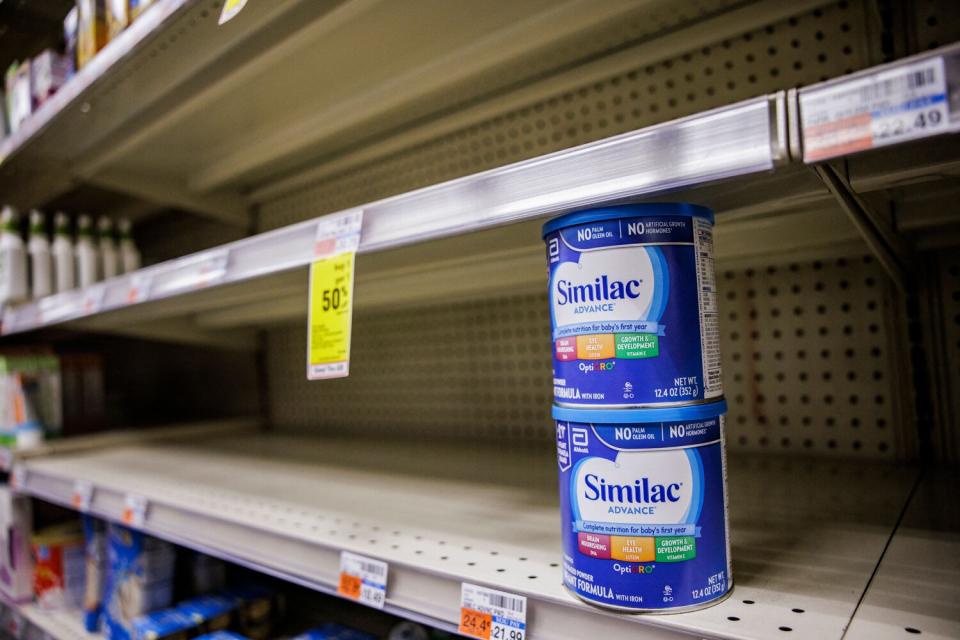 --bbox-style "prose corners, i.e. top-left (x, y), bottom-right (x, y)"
top-left (459, 608), bottom-right (493, 639)
top-left (337, 572), bottom-right (362, 600)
